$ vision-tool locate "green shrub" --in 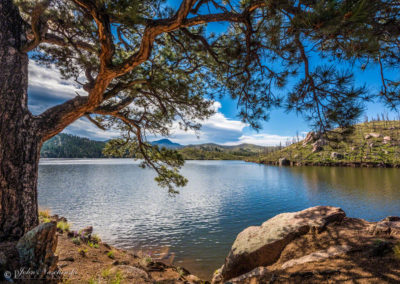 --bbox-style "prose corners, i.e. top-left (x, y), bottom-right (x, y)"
top-left (101, 269), bottom-right (111, 278)
top-left (110, 271), bottom-right (123, 284)
top-left (42, 217), bottom-right (51, 223)
top-left (39, 209), bottom-right (51, 219)
top-left (57, 221), bottom-right (70, 232)
top-left (72, 237), bottom-right (81, 245)
top-left (394, 243), bottom-right (400, 259)
top-left (107, 250), bottom-right (115, 259)
top-left (91, 234), bottom-right (101, 244)
top-left (87, 277), bottom-right (98, 284)
top-left (78, 248), bottom-right (88, 257)
top-left (88, 241), bottom-right (99, 249)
